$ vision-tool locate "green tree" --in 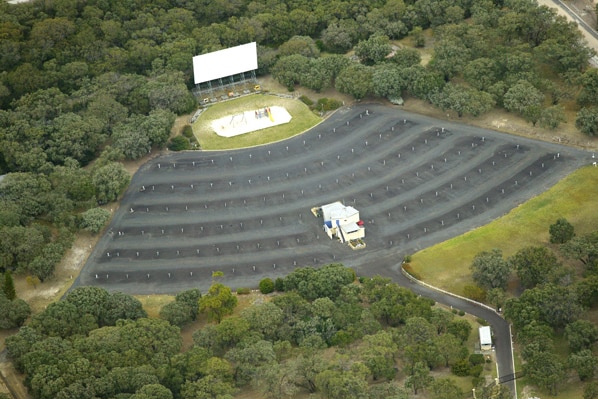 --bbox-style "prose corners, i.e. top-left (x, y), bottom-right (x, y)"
top-left (372, 64), bottom-right (408, 99)
top-left (199, 283), bottom-right (238, 323)
top-left (168, 136), bottom-right (190, 151)
top-left (539, 105), bottom-right (565, 129)
top-left (510, 246), bottom-right (560, 289)
top-left (463, 58), bottom-right (499, 91)
top-left (279, 35), bottom-right (320, 58)
top-left (565, 320), bottom-right (598, 352)
top-left (486, 288), bottom-right (507, 312)
top-left (92, 162), bottom-right (130, 204)
top-left (561, 231), bottom-right (598, 270)
top-left (79, 207), bottom-right (111, 234)
top-left (389, 47), bottom-right (421, 68)
top-left (103, 291), bottom-right (147, 326)
top-left (0, 296), bottom-right (31, 329)
top-left (64, 286), bottom-right (111, 323)
top-left (405, 361), bottom-right (433, 395)
top-left (470, 249), bottom-right (511, 290)
top-left (3, 270), bottom-right (16, 300)
top-left (549, 218), bottom-right (575, 244)
top-left (225, 339), bottom-right (276, 385)
top-left (431, 83), bottom-right (495, 117)
top-left (160, 301), bottom-right (194, 327)
top-left (361, 331), bottom-right (398, 381)
top-left (577, 68), bottom-right (598, 106)
top-left (315, 368), bottom-right (369, 399)
top-left (399, 317), bottom-right (439, 371)
top-left (576, 107), bottom-right (598, 137)
top-left (180, 375), bottom-right (236, 399)
top-left (321, 20), bottom-right (359, 53)
top-left (335, 64), bottom-right (373, 100)
top-left (241, 302), bottom-right (283, 341)
top-left (271, 54), bottom-right (311, 90)
top-left (504, 80), bottom-right (545, 125)
top-left (429, 40), bottom-right (471, 80)
top-left (354, 34), bottom-right (392, 66)
top-left (446, 319), bottom-right (472, 345)
top-left (524, 351), bottom-right (566, 395)
top-left (569, 349), bottom-right (597, 381)
top-left (585, 380), bottom-right (598, 399)
top-left (131, 384), bottom-right (173, 399)
top-left (435, 333), bottom-right (462, 367)
top-left (431, 378), bottom-right (464, 399)
top-left (259, 278), bottom-right (274, 294)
